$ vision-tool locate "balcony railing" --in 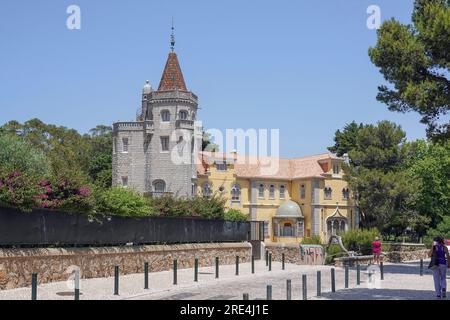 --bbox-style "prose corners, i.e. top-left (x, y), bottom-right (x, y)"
top-left (175, 119), bottom-right (194, 129)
